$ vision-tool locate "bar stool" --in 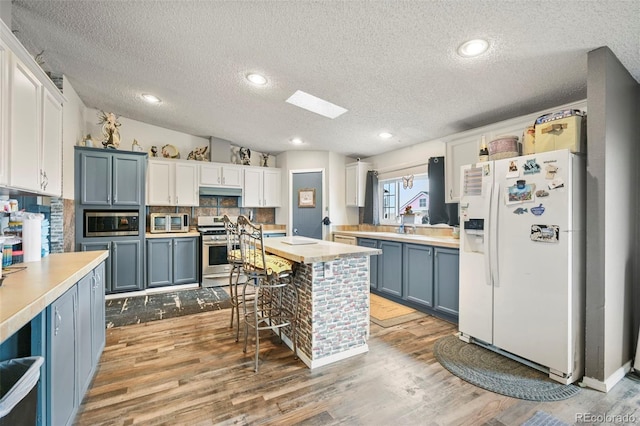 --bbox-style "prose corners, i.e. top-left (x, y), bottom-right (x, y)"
top-left (237, 215), bottom-right (298, 372)
top-left (222, 214), bottom-right (250, 342)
